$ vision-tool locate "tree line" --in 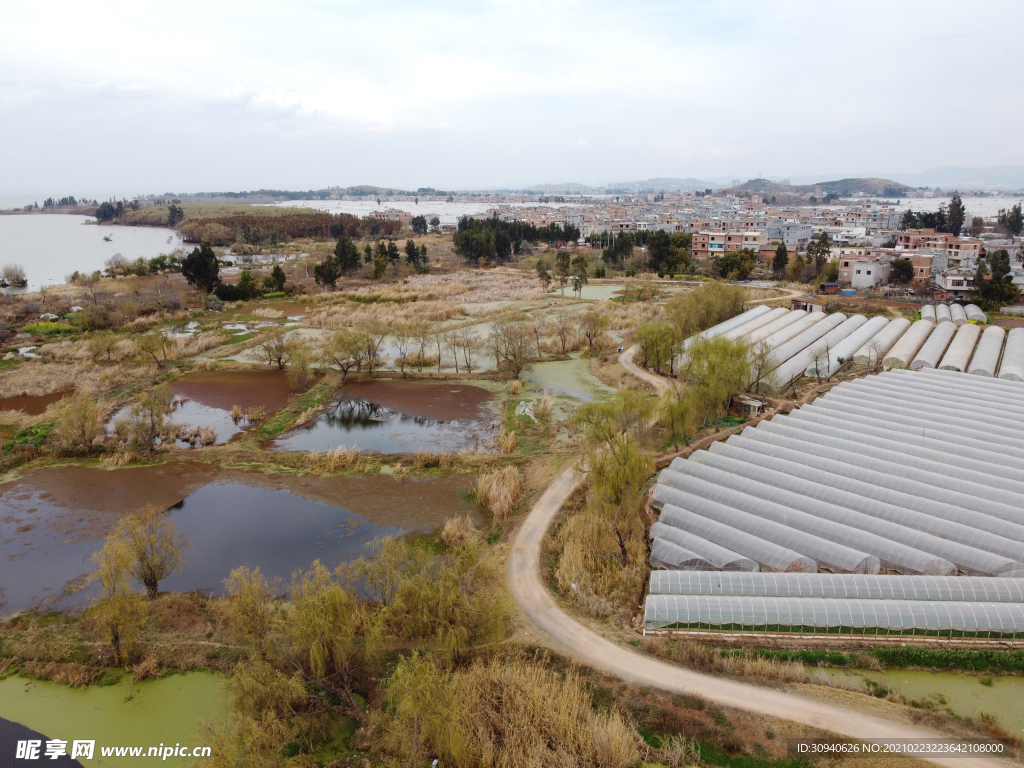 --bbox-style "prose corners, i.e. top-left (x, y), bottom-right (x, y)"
top-left (453, 216), bottom-right (581, 263)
